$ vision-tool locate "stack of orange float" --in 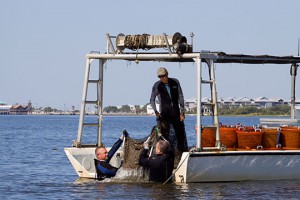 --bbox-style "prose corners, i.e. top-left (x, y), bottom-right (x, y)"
top-left (280, 126), bottom-right (300, 149)
top-left (261, 128), bottom-right (281, 149)
top-left (236, 126), bottom-right (263, 150)
top-left (201, 126), bottom-right (216, 147)
top-left (200, 125), bottom-right (300, 150)
top-left (201, 124), bottom-right (239, 148)
top-left (219, 124), bottom-right (238, 149)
